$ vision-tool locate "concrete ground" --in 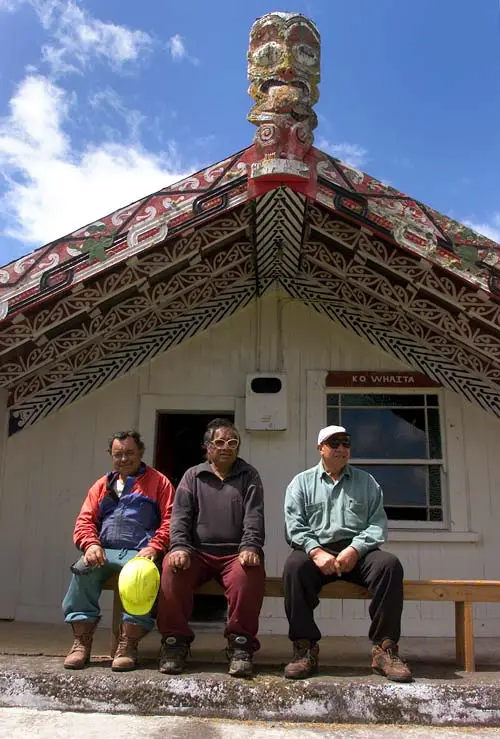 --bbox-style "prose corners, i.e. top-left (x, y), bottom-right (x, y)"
top-left (1, 621), bottom-right (500, 727)
top-left (3, 709), bottom-right (500, 739)
top-left (3, 620), bottom-right (500, 669)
